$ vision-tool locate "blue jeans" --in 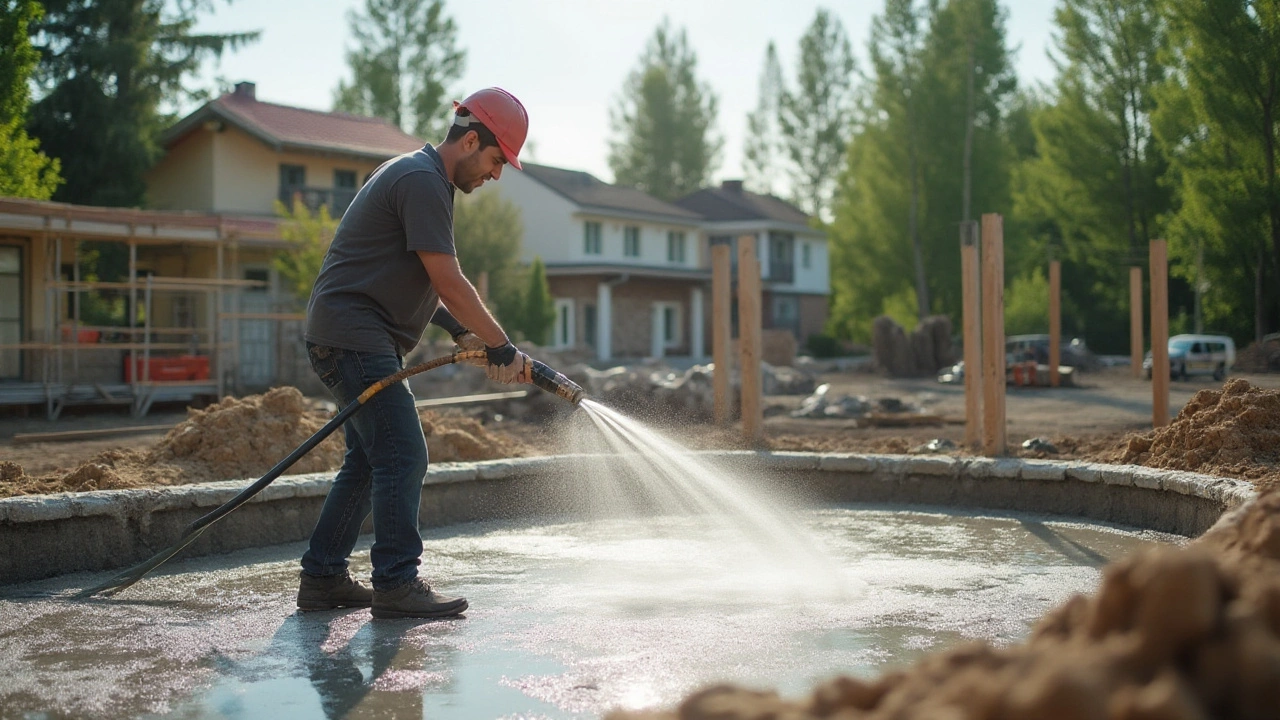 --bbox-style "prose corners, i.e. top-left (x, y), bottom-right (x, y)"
top-left (302, 343), bottom-right (428, 590)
